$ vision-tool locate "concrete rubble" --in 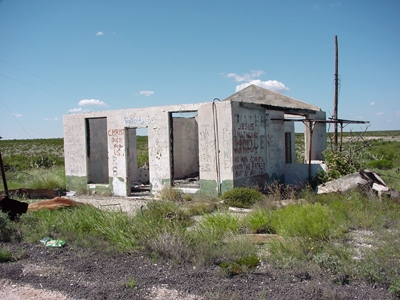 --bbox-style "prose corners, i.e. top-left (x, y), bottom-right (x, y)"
top-left (316, 169), bottom-right (400, 200)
